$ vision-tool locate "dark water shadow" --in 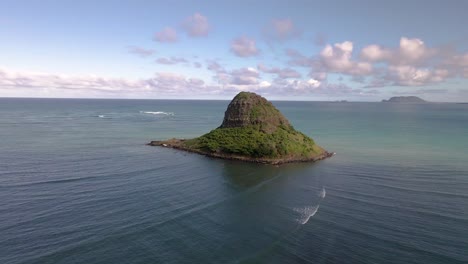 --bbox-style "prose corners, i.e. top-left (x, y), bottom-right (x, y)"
top-left (220, 160), bottom-right (322, 189)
